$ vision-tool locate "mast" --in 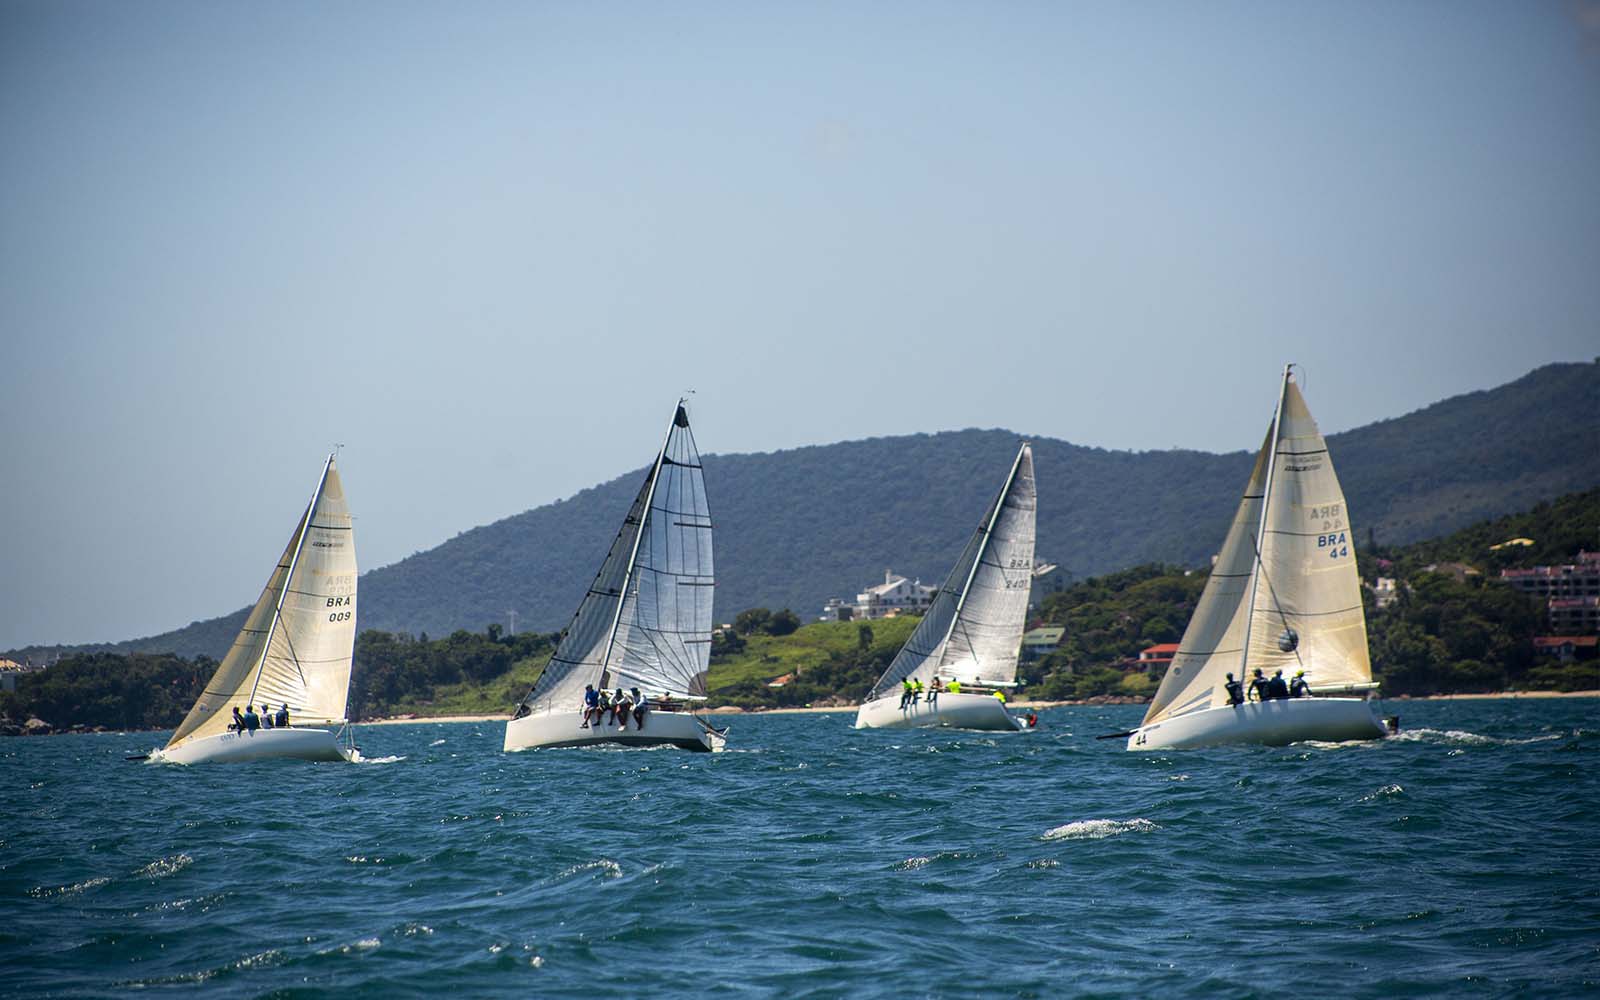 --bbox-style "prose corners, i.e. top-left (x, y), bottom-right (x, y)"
top-left (933, 441), bottom-right (1029, 681)
top-left (247, 454), bottom-right (332, 708)
top-left (592, 403), bottom-right (681, 691)
top-left (1239, 366), bottom-right (1291, 679)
